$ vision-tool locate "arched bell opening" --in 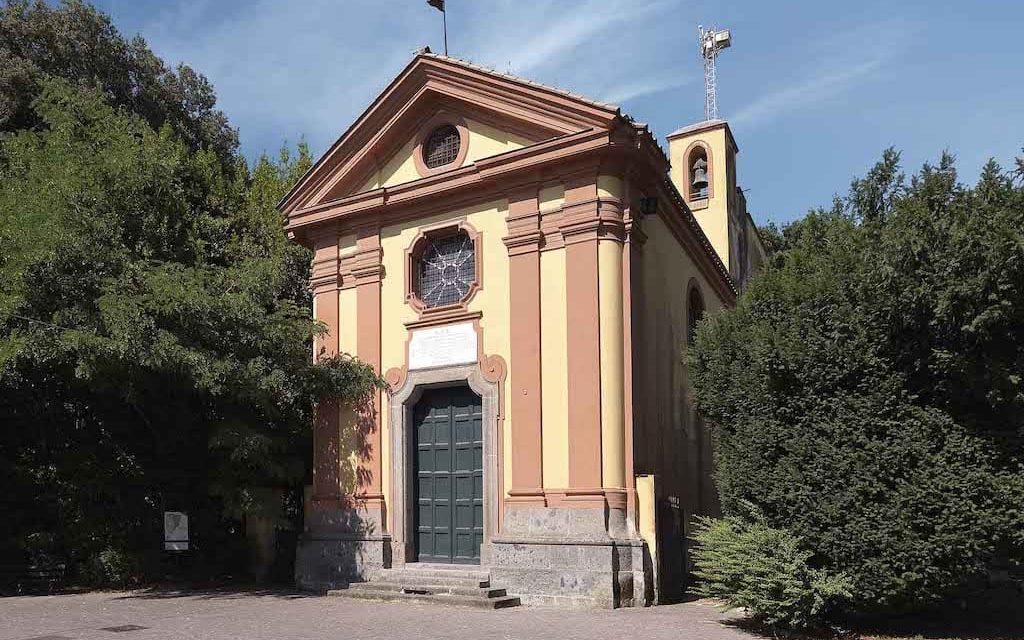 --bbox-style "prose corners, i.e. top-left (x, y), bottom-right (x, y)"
top-left (687, 145), bottom-right (710, 201)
